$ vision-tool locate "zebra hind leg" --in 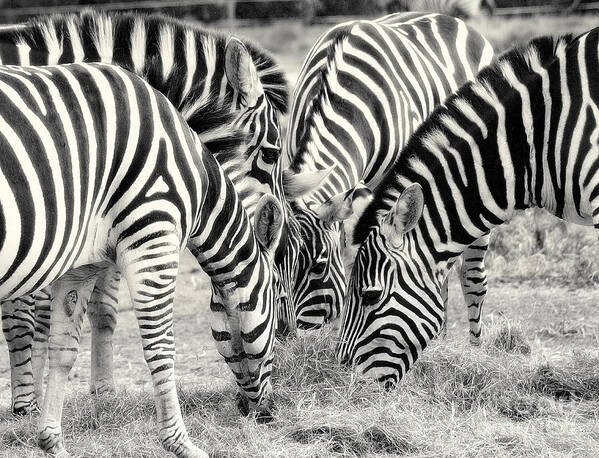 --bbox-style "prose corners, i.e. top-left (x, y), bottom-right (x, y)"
top-left (32, 289), bottom-right (51, 405)
top-left (2, 295), bottom-right (37, 415)
top-left (87, 267), bottom-right (120, 395)
top-left (37, 268), bottom-right (99, 455)
top-left (459, 235), bottom-right (490, 346)
top-left (120, 235), bottom-right (206, 458)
